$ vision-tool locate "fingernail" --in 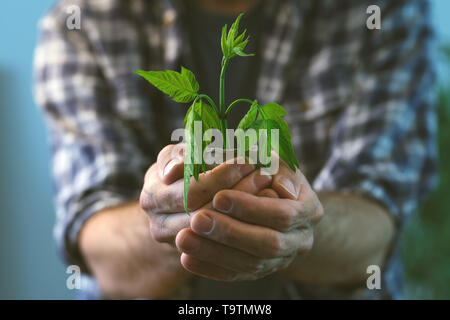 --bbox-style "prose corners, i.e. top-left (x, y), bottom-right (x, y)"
top-left (193, 213), bottom-right (215, 235)
top-left (279, 177), bottom-right (298, 199)
top-left (179, 234), bottom-right (197, 253)
top-left (239, 163), bottom-right (254, 177)
top-left (254, 173), bottom-right (272, 189)
top-left (163, 159), bottom-right (179, 177)
top-left (214, 196), bottom-right (233, 214)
